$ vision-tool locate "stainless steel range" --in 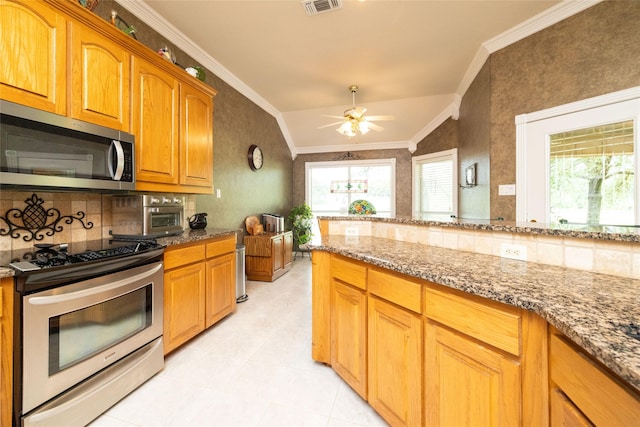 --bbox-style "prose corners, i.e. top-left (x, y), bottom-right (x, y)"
top-left (9, 239), bottom-right (165, 427)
